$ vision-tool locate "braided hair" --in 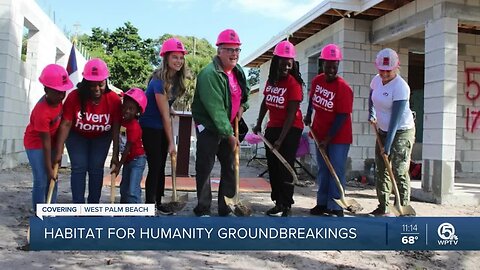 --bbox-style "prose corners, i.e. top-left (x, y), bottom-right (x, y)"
top-left (267, 55), bottom-right (305, 87)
